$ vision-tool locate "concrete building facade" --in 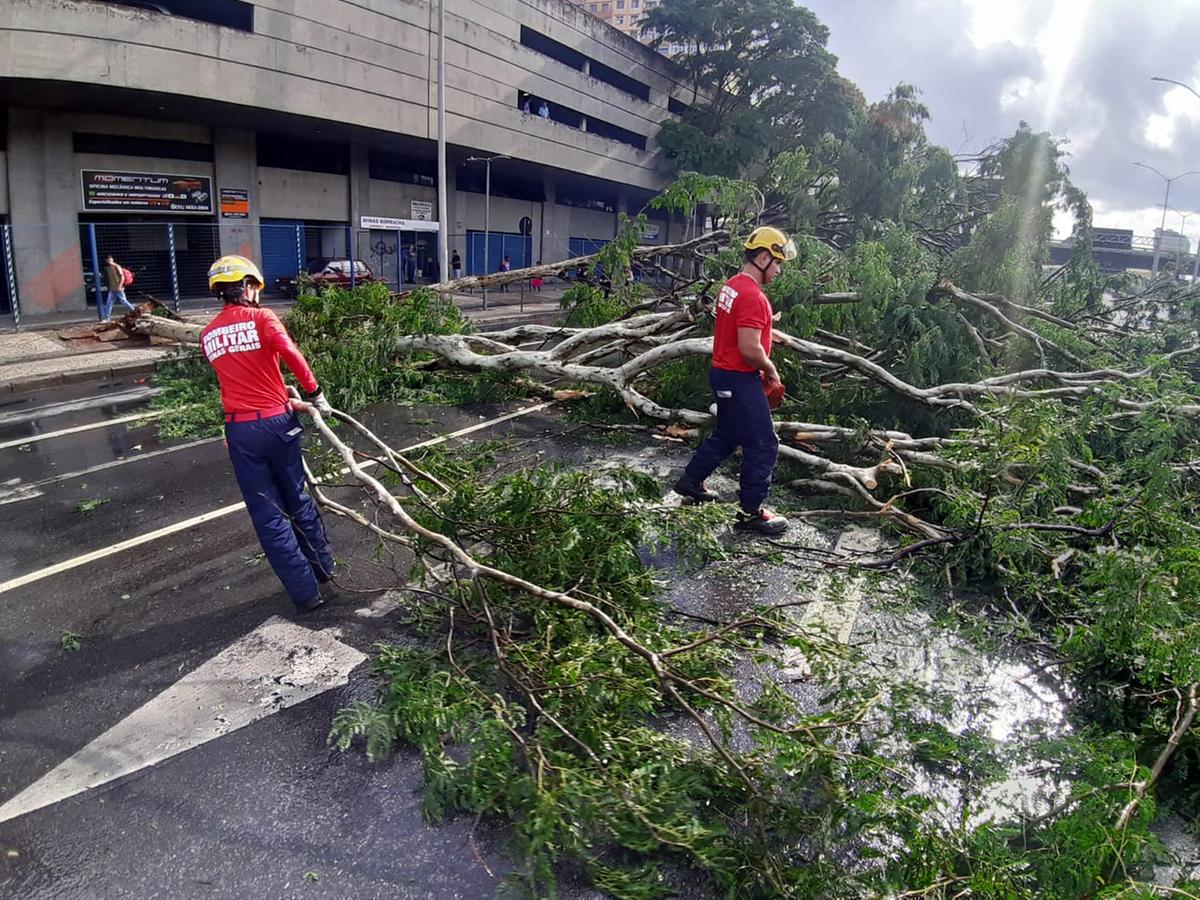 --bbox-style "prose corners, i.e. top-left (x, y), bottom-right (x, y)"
top-left (0, 0), bottom-right (697, 319)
